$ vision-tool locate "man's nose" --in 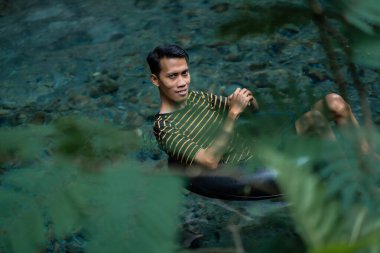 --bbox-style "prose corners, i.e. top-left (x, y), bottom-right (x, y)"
top-left (178, 76), bottom-right (187, 86)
